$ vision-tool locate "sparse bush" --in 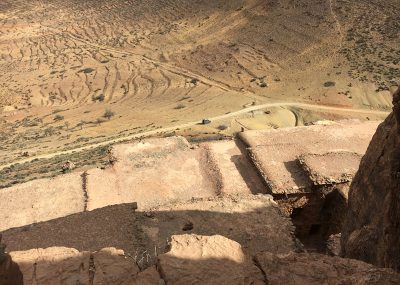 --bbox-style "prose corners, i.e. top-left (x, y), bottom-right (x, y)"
top-left (217, 124), bottom-right (228, 131)
top-left (324, 81), bottom-right (336, 87)
top-left (54, 114), bottom-right (64, 121)
top-left (44, 127), bottom-right (56, 136)
top-left (96, 118), bottom-right (106, 125)
top-left (93, 94), bottom-right (105, 102)
top-left (103, 109), bottom-right (115, 120)
top-left (174, 104), bottom-right (186, 110)
top-left (80, 68), bottom-right (94, 74)
top-left (77, 120), bottom-right (87, 130)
